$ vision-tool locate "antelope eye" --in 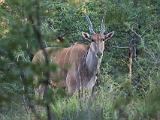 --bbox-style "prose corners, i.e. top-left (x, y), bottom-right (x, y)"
top-left (91, 39), bottom-right (94, 42)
